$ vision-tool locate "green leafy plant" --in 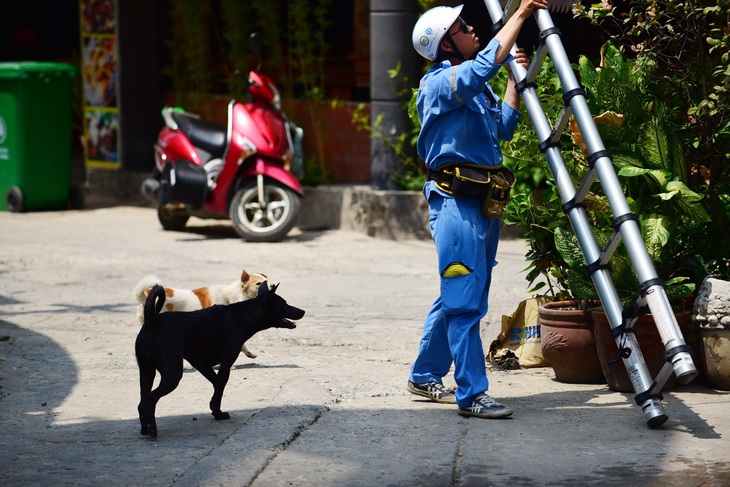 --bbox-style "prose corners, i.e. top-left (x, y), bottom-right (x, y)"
top-left (493, 57), bottom-right (564, 194)
top-left (555, 225), bottom-right (695, 307)
top-left (550, 42), bottom-right (710, 306)
top-left (503, 185), bottom-right (570, 298)
top-left (165, 0), bottom-right (333, 184)
top-left (575, 0), bottom-right (730, 281)
top-left (501, 56), bottom-right (592, 300)
top-left (350, 66), bottom-right (424, 190)
top-left (505, 41), bottom-right (710, 307)
top-left (503, 180), bottom-right (615, 301)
